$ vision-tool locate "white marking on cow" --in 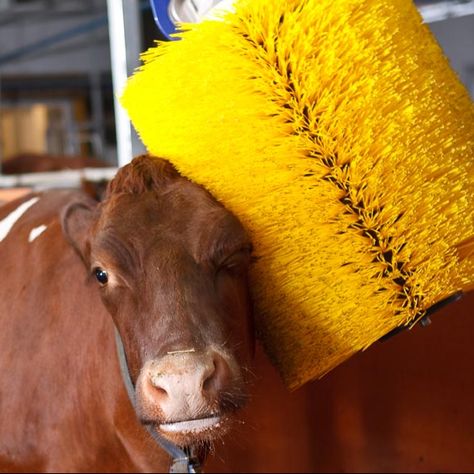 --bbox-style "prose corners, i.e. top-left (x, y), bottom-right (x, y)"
top-left (28, 224), bottom-right (47, 243)
top-left (0, 197), bottom-right (40, 242)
